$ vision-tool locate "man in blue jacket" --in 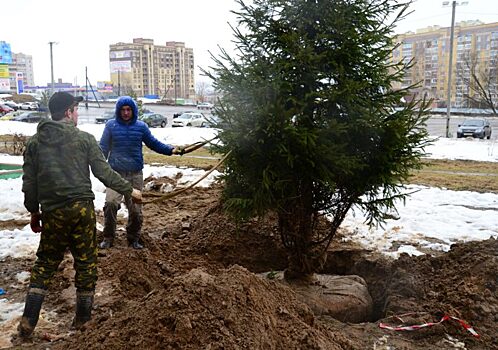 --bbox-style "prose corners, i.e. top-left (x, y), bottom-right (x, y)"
top-left (99, 96), bottom-right (181, 249)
